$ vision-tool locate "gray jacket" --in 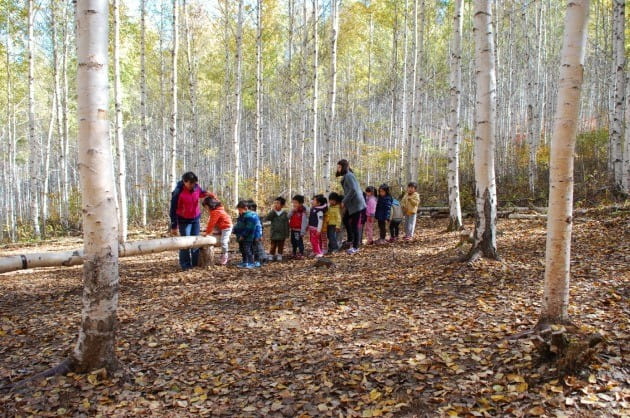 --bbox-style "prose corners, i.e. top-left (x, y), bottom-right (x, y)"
top-left (341, 172), bottom-right (366, 215)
